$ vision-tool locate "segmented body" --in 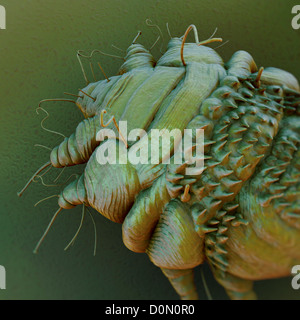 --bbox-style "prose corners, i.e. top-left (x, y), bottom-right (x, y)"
top-left (21, 26), bottom-right (300, 300)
